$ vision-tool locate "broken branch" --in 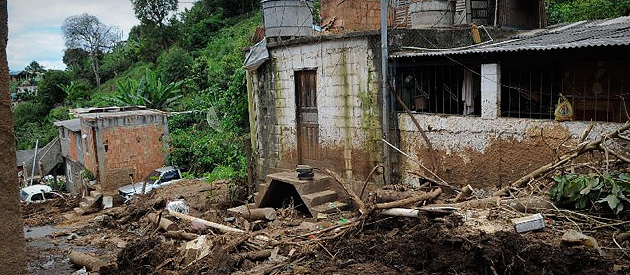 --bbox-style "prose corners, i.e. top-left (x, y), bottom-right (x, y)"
top-left (374, 188), bottom-right (442, 209)
top-left (168, 210), bottom-right (245, 234)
